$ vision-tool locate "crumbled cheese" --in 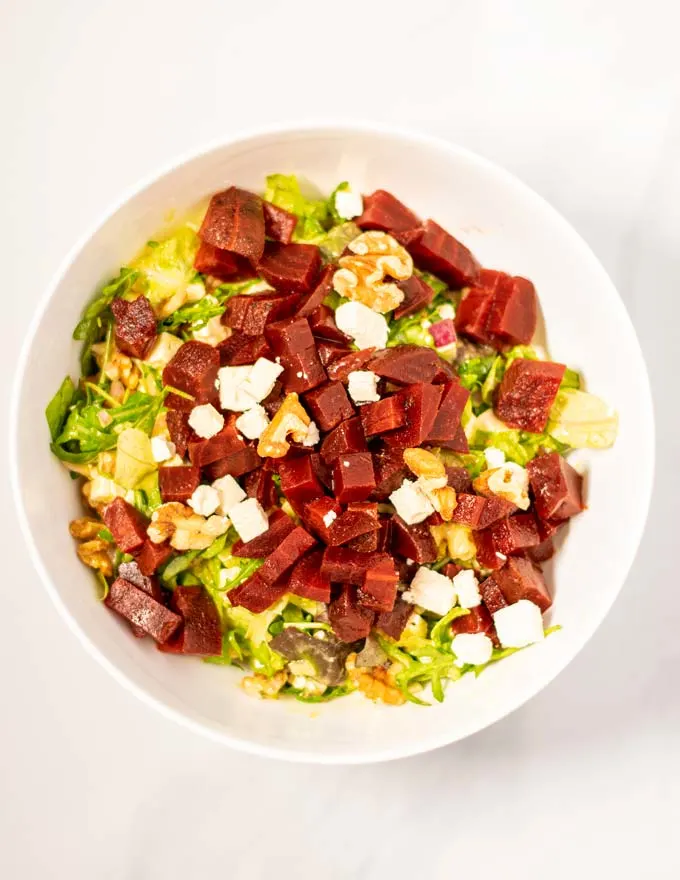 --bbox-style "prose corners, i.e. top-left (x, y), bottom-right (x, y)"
top-left (212, 474), bottom-right (246, 515)
top-left (493, 600), bottom-right (545, 648)
top-left (452, 569), bottom-right (482, 608)
top-left (188, 403), bottom-right (224, 439)
top-left (144, 332), bottom-right (184, 369)
top-left (416, 475), bottom-right (448, 508)
top-left (188, 484), bottom-right (221, 517)
top-left (322, 510), bottom-right (337, 527)
top-left (216, 365), bottom-right (258, 412)
top-left (193, 315), bottom-right (228, 347)
top-left (302, 421), bottom-right (320, 447)
top-left (347, 370), bottom-right (380, 404)
top-left (437, 303), bottom-right (455, 321)
top-left (389, 479), bottom-right (434, 525)
top-left (484, 446), bottom-right (506, 469)
top-left (487, 462), bottom-right (530, 510)
top-left (235, 405), bottom-right (270, 440)
top-left (402, 566), bottom-right (456, 616)
top-left (185, 279), bottom-right (206, 302)
top-left (240, 357), bottom-right (284, 402)
top-left (150, 436), bottom-right (176, 463)
top-left (452, 633), bottom-right (493, 667)
top-left (334, 189), bottom-right (364, 220)
top-left (229, 497), bottom-right (269, 543)
top-left (335, 301), bottom-right (389, 349)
